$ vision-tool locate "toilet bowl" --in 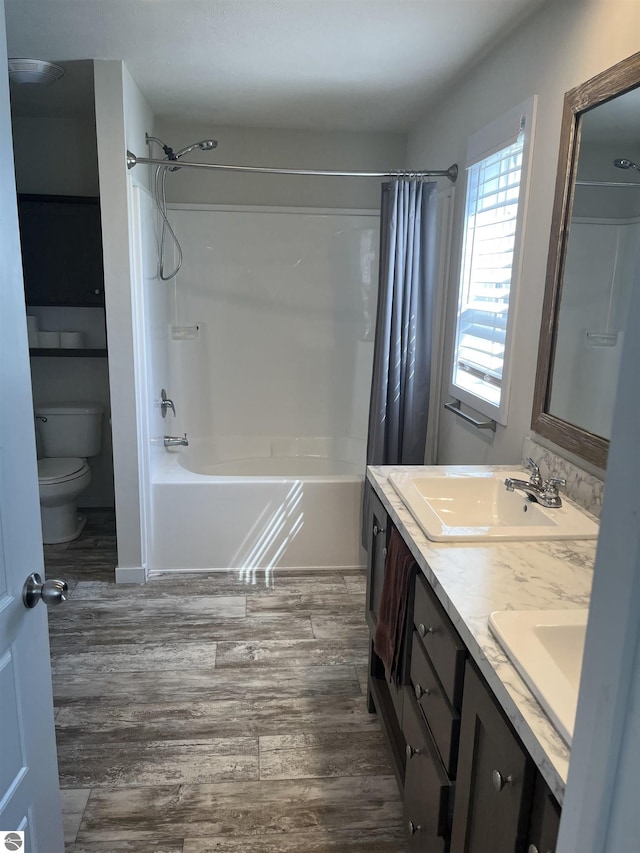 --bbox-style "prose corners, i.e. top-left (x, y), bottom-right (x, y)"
top-left (34, 403), bottom-right (103, 544)
top-left (38, 457), bottom-right (92, 543)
